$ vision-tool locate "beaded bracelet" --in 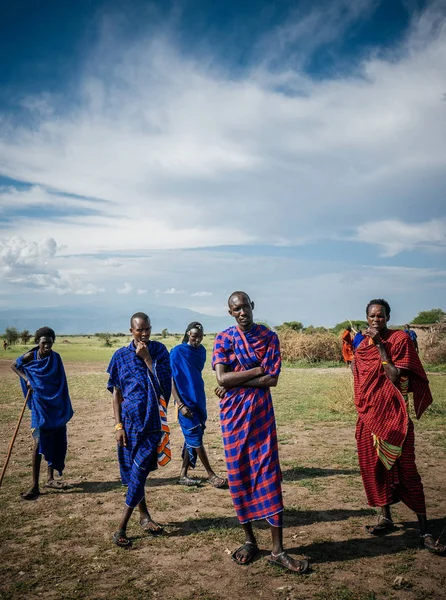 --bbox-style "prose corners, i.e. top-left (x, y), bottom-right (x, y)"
top-left (115, 423), bottom-right (124, 431)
